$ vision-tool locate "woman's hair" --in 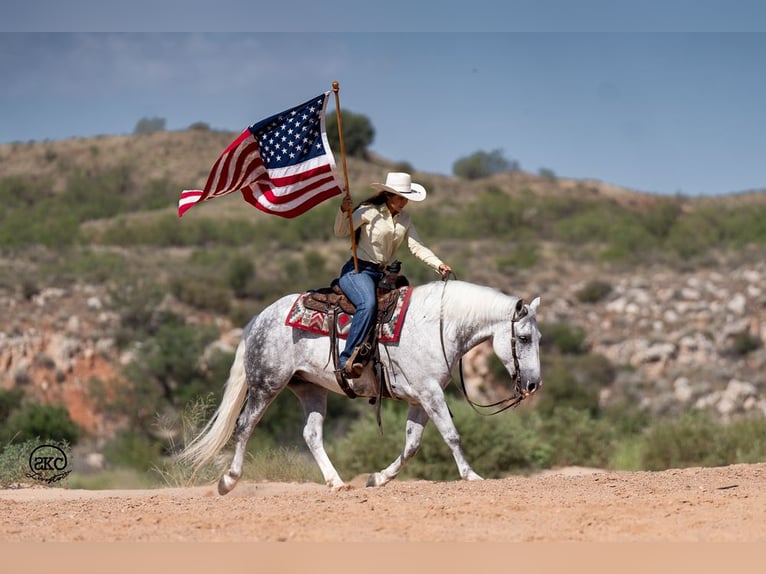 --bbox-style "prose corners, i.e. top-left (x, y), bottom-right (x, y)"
top-left (356, 190), bottom-right (388, 210)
